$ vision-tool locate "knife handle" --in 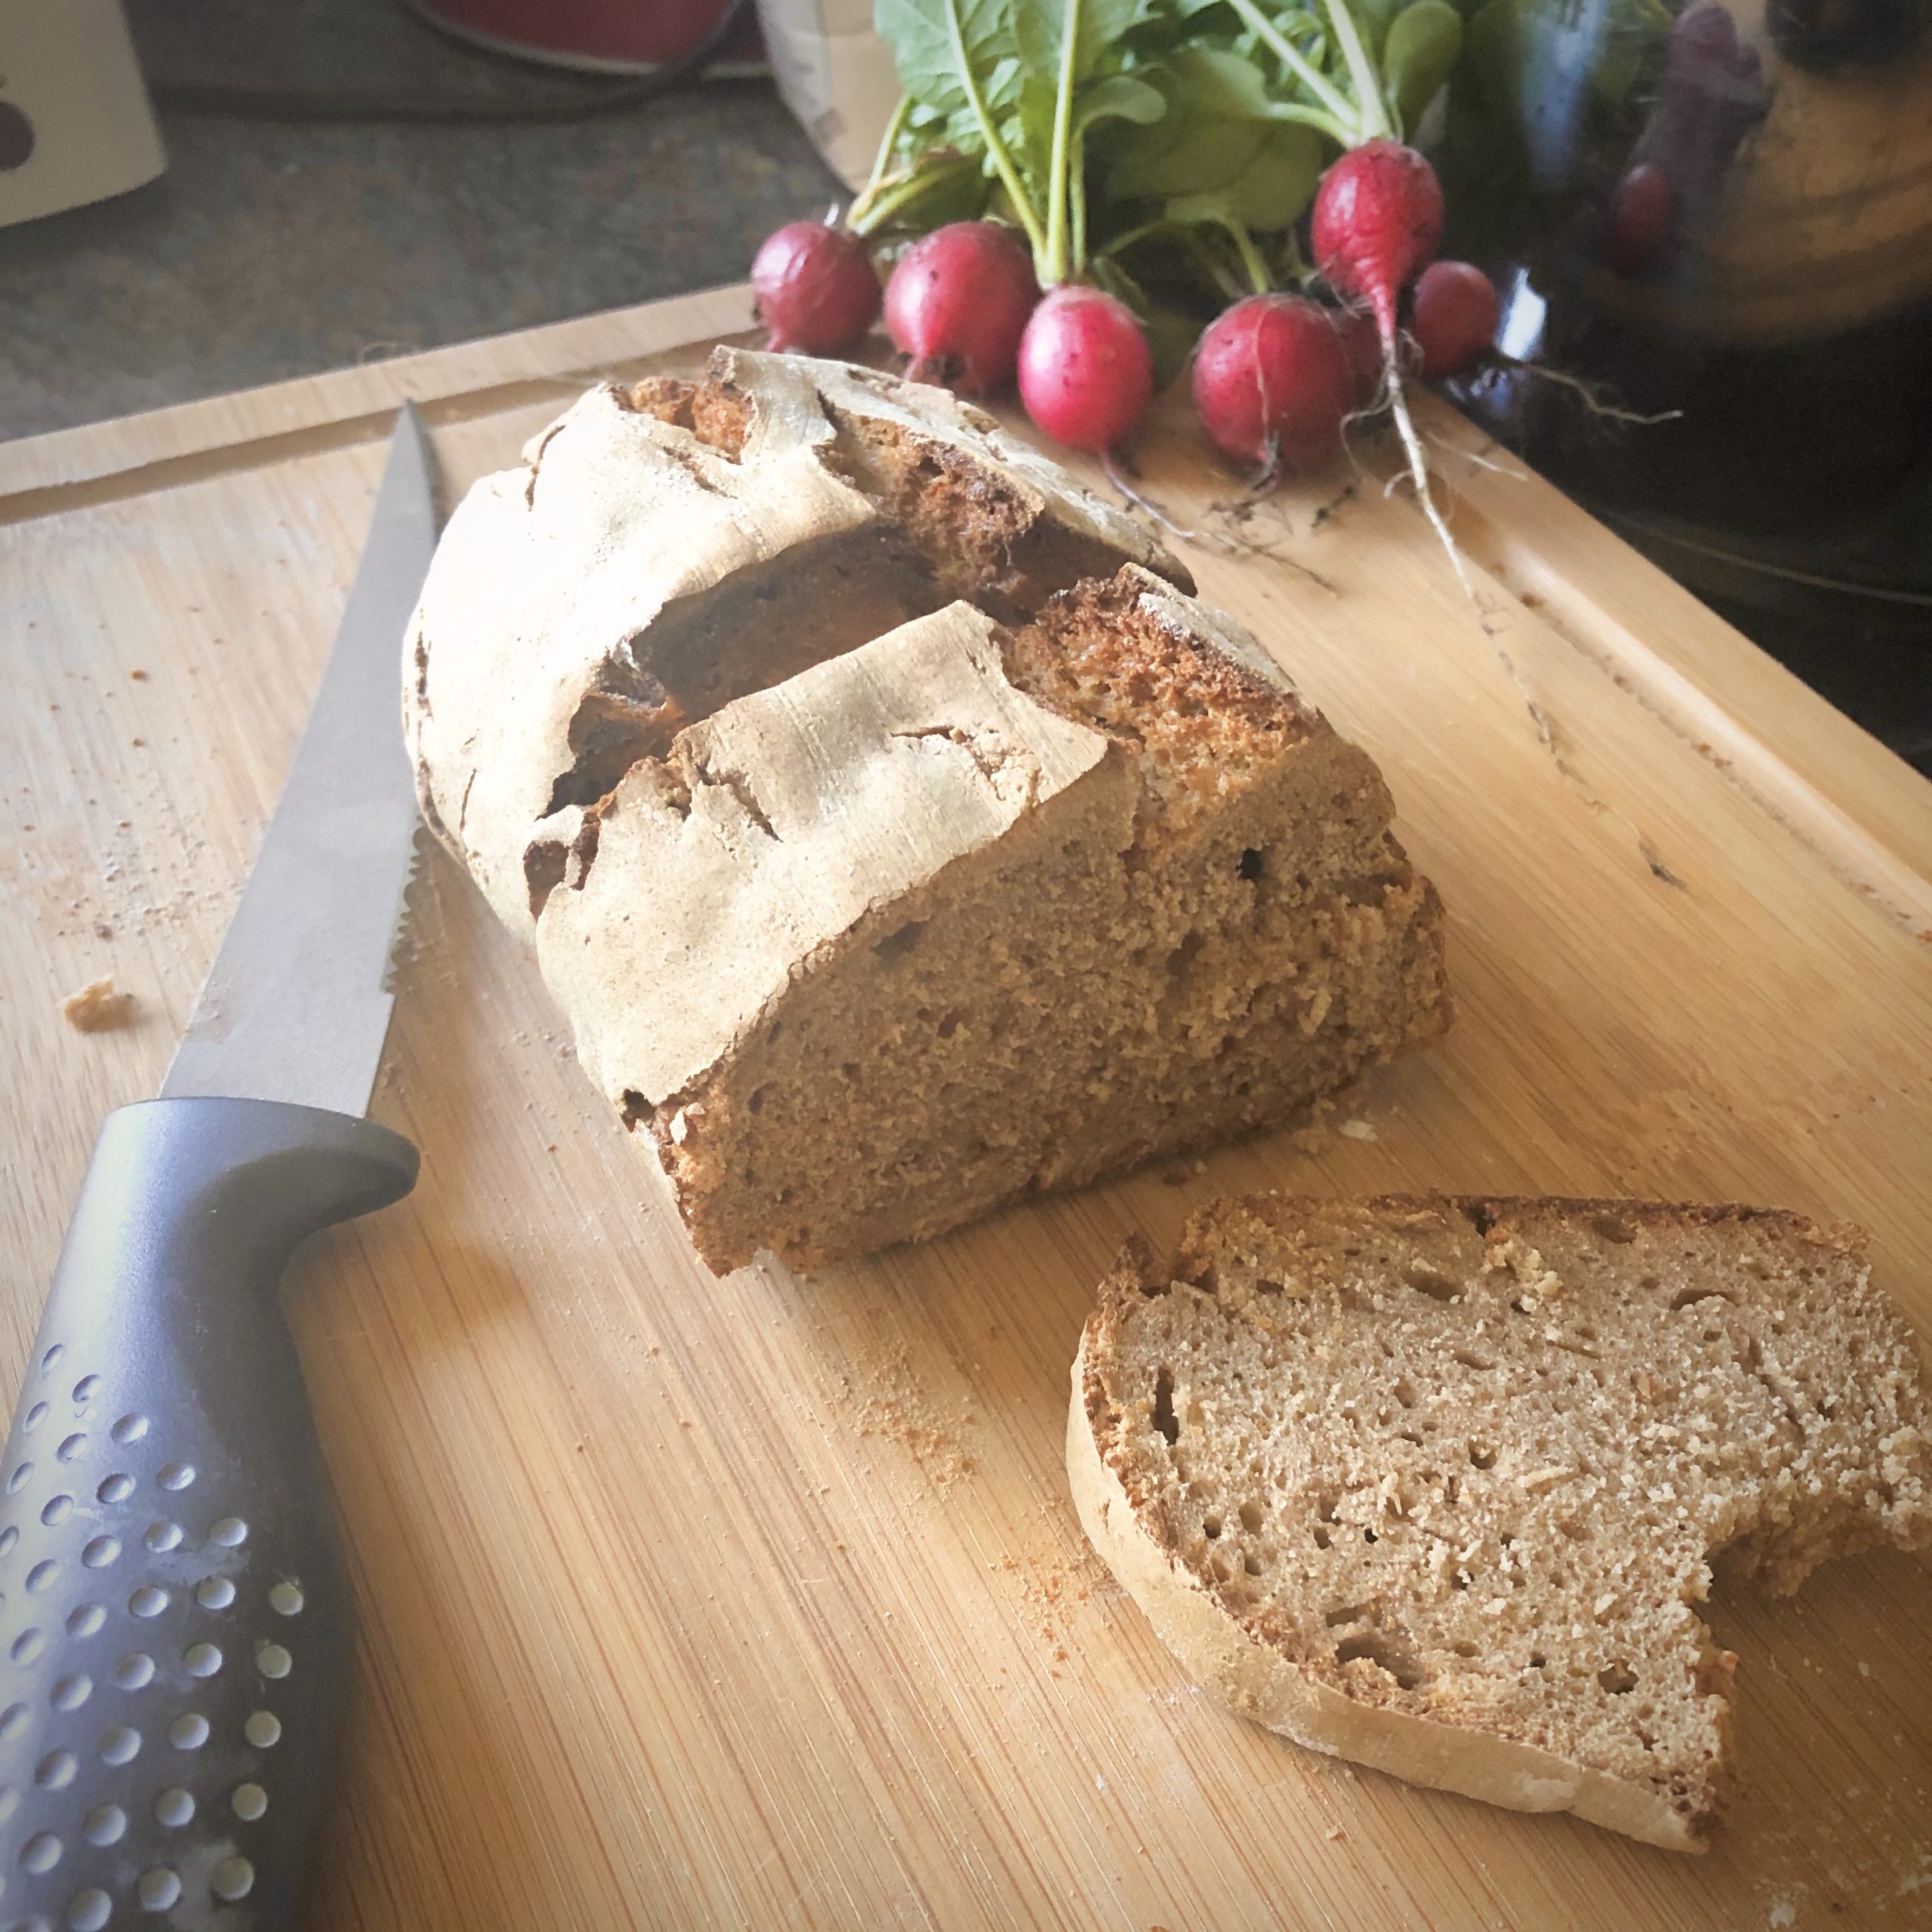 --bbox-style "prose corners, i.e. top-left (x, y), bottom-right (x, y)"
top-left (0, 1098), bottom-right (417, 1931)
